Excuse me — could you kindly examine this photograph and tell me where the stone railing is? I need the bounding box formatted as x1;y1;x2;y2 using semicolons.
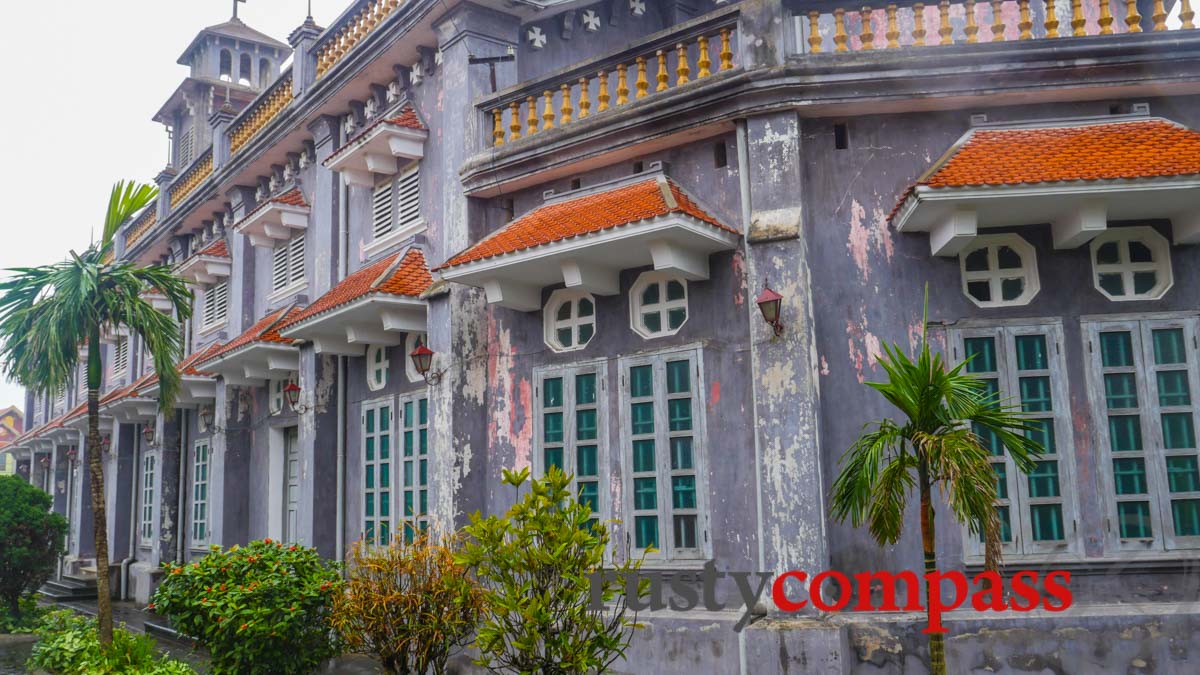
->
169;150;213;208
481;12;739;149
229;73;294;156
797;0;1193;53
315;0;407;79
124;209;158;250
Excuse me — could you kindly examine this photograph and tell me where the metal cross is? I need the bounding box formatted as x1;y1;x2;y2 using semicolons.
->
233;0;246;19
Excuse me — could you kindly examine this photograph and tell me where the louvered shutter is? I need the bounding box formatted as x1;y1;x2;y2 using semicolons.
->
288;234;306;286
372;181;393;239
273;243;290;291
179;128;194;167
207;282;228;326
114;338;129;376
396;166;420;230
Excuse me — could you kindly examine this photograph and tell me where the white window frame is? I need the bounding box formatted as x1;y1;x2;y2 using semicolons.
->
1090;226;1173;302
398;391;430;543
364;164;424;260
405;332;428;384
202;281;229;331
1083;314;1200;554
618;346;710;565
533;360;608;528
949;320;1080;561
367;345;389;392
270;233;307;298
140;452;156;547
191;439;210;547
362;397;395;546
958;234;1040;308
630;272;689;340
544;289;597;353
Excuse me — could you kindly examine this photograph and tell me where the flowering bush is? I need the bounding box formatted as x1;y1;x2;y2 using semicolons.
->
330;532;483;674
26;609;195;674
152;539;342;675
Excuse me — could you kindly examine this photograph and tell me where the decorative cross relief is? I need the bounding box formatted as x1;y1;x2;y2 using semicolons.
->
411;61;425;86
434;49;444;66
343;114;357;137
386;81;402;104
527;25;547;49
630;0;646;17
582;9;601;31
364;96;379;121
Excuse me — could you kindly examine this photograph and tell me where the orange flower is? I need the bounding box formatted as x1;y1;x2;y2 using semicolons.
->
172;567;183;575
147;603;155;610
289;545;297;551
264;538;272;544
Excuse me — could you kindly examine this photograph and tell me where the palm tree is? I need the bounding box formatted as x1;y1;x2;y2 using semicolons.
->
0;181;192;645
830;297;1042;675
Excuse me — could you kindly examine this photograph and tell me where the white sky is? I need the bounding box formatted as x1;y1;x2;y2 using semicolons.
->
0;0;349;414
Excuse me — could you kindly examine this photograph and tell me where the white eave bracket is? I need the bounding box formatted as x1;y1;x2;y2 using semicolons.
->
234;203;311;249
326;124;428;188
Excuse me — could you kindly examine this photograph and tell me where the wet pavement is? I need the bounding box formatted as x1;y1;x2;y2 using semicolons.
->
0;634;36;675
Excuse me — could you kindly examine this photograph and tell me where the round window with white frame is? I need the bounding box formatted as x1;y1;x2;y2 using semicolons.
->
544;289;596;353
958;234;1040;308
630;272;688;339
405;331;428;383
1090;226;1173;301
367;345;389;391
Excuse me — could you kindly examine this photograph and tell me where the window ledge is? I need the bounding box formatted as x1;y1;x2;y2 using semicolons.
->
363;220;425;261
267;281;308;304
198;322;227;338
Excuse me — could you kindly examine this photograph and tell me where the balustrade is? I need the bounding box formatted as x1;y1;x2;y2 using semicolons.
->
315;0;406;78
229;74;294;156
169;151;213;208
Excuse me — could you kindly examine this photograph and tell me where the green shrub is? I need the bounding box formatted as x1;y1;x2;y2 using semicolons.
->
0;474;67;625
0;593;49;633
457;467;645;674
152;539;342;675
26;609;195;674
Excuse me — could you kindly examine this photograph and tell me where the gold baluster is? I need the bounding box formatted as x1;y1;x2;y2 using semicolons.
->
1098;0;1114;34
509;101;521;141
636;56;650;98
698;35;713;75
1151;0;1167;30
1125;0;1142;32
676;43;691;84
861;7;876;49
719;27;734;69
617;64;630;104
578;77;591;118
808;11;823;53
598;70;611;111
886;5;901;47
1182;0;1195;28
991;0;1006;41
1019;0;1034;37
834;8;850;51
492;109;504;147
526;95;538;134
939;0;953;44
560;83;573;124
542;90;555;129
912;4;927;45
656;49;670;91
1072;0;1087;35
1046;0;1061;37
965;0;980;42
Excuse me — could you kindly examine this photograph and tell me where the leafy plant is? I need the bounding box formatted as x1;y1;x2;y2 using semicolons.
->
0;474;67;629
457;467;644;674
27;609;195;674
0;181;192;645
152;539;342;675
0;594;50;634
829;293;1042;675
331;532;483;674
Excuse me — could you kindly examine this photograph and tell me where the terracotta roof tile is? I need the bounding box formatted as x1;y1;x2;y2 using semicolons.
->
181;342;225;376
284;248;431;327
197;238;230;258
200;306;302;365
324;105;428;166
234;188;309;229
438;177;734;270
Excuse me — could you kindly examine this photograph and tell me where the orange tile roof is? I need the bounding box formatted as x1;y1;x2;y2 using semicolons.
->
439;177;734;270
922;119;1200;188
200;306;302;365
197;238;230;258
325;105;428;166
283;248;431;327
181;342;225;376
235;188;309;229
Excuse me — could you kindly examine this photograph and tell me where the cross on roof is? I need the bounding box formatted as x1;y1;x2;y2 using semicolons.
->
233;0;246;19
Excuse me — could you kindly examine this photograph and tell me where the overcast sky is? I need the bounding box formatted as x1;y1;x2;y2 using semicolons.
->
0;0;349;414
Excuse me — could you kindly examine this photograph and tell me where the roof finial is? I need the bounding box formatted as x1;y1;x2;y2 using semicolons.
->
233;0;246;20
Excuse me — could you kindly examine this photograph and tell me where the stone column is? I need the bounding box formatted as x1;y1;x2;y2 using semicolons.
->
209;382;251;547
154;412;184;566
105;426;137;566
289;17;322;98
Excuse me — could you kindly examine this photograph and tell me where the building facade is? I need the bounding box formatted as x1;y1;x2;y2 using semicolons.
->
5;0;1200;671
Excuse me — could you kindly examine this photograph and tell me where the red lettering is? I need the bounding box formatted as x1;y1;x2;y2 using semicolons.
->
970;571;1006;612
1042;570;1072;612
852;570;922;611
923;570;968;634
1009;571;1041;611
772;571;808;612
810;571;851;612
